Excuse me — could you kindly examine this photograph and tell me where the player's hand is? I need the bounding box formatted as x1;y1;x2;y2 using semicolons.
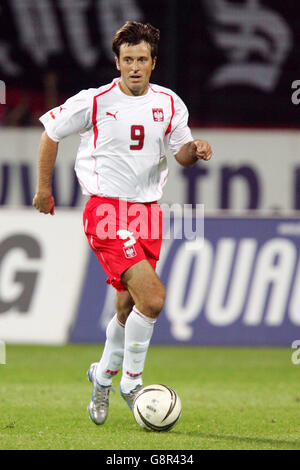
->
32;191;55;215
192;140;212;161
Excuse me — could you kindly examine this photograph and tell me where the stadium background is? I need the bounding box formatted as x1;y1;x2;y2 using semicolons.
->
0;0;299;348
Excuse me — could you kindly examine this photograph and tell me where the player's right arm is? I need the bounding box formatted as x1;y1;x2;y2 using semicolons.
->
32;131;58;215
32;89;93;215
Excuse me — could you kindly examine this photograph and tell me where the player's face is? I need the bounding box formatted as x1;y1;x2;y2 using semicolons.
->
115;41;156;96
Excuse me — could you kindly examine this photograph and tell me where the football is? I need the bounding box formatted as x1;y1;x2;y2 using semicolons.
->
133;384;182;432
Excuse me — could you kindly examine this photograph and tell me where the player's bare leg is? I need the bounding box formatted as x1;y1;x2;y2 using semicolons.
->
119;259;166;409
122;260;166;319
116;290;134;325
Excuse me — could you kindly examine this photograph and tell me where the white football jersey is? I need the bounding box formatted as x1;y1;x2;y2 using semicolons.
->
39;78;193;202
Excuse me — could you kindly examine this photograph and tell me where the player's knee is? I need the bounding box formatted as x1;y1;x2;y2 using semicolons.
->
141;284;166;318
149;297;165;318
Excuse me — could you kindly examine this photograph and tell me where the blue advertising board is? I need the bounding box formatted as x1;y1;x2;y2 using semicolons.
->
70;216;300;345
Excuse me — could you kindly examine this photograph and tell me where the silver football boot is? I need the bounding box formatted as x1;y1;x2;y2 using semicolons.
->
87;362;114;425
120;383;144;411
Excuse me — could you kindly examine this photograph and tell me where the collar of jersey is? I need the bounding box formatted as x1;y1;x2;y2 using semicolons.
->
113;78;151;99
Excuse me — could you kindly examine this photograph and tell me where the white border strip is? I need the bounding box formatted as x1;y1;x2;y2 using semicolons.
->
0;341;6;364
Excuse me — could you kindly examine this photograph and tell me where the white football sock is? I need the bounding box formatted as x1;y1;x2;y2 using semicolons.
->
120;307;156;394
96;314;125;386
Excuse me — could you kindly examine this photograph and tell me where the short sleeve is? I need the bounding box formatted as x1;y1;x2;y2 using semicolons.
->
39;89;92;142
168;95;193;155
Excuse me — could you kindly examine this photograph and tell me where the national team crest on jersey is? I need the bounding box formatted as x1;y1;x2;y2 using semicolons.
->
123;246;137;259
152;108;164;122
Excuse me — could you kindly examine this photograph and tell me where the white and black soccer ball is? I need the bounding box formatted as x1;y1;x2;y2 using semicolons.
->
133;384;182;432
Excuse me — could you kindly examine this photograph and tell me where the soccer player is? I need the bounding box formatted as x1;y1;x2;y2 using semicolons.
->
33;21;212;425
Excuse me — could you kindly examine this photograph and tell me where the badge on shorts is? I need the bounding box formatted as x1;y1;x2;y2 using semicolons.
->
152;108;164;122
123;246;137;259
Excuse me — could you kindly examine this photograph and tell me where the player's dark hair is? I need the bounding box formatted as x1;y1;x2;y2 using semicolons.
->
112;21;160;59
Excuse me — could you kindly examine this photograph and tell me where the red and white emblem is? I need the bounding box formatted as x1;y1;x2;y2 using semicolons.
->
152;108;164;122
50;106;66;120
123;246;137;259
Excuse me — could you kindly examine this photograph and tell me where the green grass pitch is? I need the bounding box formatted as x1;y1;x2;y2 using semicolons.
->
0;344;299;450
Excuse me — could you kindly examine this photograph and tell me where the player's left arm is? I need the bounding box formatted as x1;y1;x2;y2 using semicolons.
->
168;94;212;167
174;140;212;167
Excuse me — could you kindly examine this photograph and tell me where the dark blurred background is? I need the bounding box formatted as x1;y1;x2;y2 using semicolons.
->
1;0;299;128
